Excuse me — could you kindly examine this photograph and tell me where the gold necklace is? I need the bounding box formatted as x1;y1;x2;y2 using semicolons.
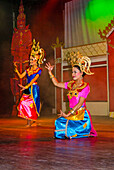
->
72;82;83;90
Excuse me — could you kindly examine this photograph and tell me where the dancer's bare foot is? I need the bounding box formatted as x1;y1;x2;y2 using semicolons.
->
26;120;31;127
25;124;31;127
31;122;38;127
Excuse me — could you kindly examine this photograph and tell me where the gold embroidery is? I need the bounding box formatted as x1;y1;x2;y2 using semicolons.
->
27;67;40;76
71;134;77;137
67;80;75;89
76;82;87;90
83;134;89;136
29;103;34;108
67;89;79;99
67;81;87;99
20;97;24;101
83;123;87;129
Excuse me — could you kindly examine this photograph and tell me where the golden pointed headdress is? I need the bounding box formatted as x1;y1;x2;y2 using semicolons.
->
64;51;94;75
30;39;46;65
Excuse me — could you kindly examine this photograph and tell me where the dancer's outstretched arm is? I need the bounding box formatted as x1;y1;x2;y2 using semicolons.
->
45;62;65;89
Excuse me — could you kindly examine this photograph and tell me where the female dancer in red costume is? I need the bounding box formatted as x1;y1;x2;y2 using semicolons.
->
14;39;45;127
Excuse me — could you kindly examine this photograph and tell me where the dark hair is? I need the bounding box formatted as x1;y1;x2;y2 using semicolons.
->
73;65;86;77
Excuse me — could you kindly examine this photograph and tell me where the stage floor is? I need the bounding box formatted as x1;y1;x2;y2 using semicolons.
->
0;116;114;170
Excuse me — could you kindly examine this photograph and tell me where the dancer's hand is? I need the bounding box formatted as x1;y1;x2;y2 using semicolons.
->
14;62;18;73
14;62;17;67
18;84;26;91
45;62;54;73
58;110;68;118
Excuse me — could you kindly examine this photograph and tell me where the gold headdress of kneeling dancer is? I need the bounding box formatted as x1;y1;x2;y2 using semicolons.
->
30;39;46;65
64;51;94;75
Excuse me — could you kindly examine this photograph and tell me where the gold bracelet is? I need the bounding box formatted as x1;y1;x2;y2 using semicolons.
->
50;74;54;79
70;109;75;115
25;85;29;89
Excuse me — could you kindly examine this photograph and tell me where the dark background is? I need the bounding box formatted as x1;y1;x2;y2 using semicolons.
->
0;0;70;116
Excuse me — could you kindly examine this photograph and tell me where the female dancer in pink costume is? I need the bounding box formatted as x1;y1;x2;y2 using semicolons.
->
45;52;97;139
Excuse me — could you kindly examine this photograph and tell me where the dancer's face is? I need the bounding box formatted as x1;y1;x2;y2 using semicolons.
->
30;55;37;66
72;67;83;80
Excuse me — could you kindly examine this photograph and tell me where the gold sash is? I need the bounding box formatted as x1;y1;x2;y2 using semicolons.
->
66;107;85;121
